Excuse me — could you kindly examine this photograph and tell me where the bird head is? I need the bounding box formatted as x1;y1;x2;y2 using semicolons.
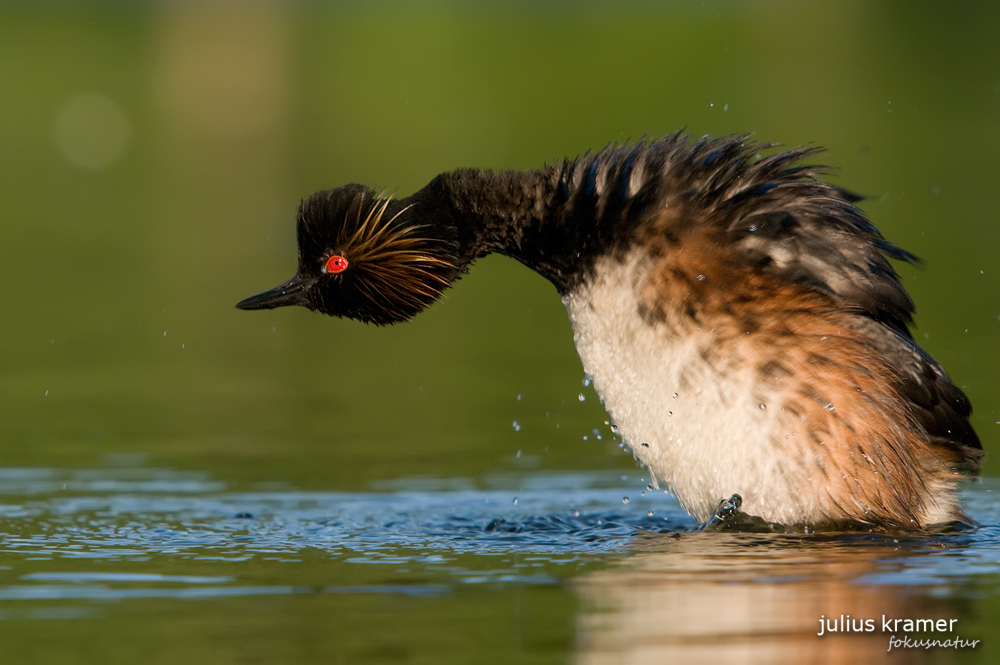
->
236;185;460;324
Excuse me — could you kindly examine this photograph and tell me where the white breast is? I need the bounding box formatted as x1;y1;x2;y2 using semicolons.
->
563;251;815;523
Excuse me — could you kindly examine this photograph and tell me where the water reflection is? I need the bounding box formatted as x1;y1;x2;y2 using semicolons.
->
574;530;983;664
0;466;994;663
0;466;685;567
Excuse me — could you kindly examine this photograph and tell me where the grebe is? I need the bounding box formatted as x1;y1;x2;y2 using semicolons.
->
237;133;982;527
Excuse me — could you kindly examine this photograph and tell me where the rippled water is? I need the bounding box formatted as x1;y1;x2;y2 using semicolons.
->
0;467;998;663
0;467;683;572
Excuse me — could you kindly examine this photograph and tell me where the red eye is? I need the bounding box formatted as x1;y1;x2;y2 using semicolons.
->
323;255;349;274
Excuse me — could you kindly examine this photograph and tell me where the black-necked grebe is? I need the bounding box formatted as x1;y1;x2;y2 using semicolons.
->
237;133;982;527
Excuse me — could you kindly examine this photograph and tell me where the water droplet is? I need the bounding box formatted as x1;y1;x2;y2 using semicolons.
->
162;331;167;337
516;394;522;401
696;274;706;281
582;375;593;387
667;411;673;417
578;393;586;402
610;424;619;434
44;390;49;397
582;435;588;441
749;225;757;232
647;510;654;517
723;103;729;112
672;393;678;399
512;421;521;432
621;496;629;504
181;343;185;349
759;403;767;412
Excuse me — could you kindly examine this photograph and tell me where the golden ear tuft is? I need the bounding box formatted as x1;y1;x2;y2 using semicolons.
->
339;193;455;316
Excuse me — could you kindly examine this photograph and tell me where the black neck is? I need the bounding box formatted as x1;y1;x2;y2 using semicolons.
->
383;135;923;338
404;159;648;294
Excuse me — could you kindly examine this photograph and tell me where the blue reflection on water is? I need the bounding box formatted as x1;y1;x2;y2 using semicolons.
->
0;467;689;561
0;467;997;606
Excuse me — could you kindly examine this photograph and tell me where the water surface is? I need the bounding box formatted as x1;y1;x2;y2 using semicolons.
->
0;466;998;663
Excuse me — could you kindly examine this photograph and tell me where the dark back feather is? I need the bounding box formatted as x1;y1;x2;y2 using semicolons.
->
537;134;980;473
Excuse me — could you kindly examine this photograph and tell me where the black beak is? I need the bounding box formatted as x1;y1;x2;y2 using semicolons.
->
235;276;310;310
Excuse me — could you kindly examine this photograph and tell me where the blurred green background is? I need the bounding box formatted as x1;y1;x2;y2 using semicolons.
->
1;2;999;661
2;0;996;484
